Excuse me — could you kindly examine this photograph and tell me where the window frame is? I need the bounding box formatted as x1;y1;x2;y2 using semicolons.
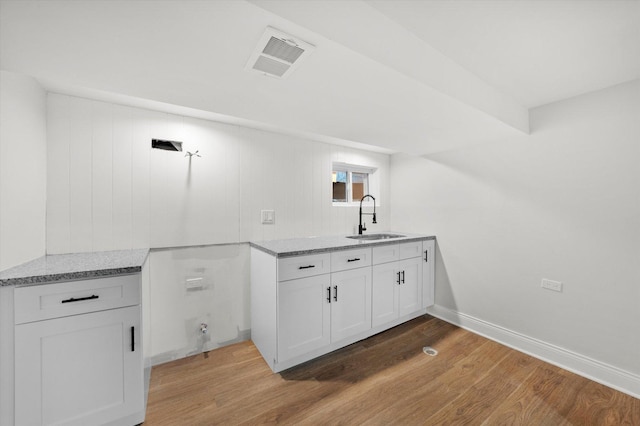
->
332;162;376;206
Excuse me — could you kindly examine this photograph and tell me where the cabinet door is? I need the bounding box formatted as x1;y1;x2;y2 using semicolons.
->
398;257;422;316
372;262;399;327
331;267;372;342
278;274;331;362
422;240;435;308
15;306;142;426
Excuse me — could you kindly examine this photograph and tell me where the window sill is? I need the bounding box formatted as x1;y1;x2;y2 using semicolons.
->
332;202;381;207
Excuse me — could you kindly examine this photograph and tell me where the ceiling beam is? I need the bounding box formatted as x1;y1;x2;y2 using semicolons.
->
250;0;530;134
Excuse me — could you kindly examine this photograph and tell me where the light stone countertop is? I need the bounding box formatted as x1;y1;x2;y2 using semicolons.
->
250;233;435;257
0;249;149;286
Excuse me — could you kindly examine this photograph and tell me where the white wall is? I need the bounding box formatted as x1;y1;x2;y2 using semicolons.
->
45;93;390;363
0;71;47;270
46;93;390;253
390;81;640;386
146;244;250;365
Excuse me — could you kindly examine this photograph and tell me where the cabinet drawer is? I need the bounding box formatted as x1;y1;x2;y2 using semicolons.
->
399;241;423;260
372;244;399;265
331;248;371;272
278;253;331;282
14;274;141;324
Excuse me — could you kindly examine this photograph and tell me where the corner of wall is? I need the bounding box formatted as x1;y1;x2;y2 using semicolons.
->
0;71;47;270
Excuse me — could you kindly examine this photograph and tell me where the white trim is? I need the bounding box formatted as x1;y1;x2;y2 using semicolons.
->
427;304;640;399
332;162;377;174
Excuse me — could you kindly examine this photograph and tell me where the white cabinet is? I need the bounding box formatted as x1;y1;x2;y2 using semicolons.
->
251;237;435;373
330;247;371;272
372;242;422;327
330;267;372;342
422;239;435;308
277;252;330;282
13;276;144;426
398;257;422;316
277;261;371;363
371;261;398;327
278;274;331;362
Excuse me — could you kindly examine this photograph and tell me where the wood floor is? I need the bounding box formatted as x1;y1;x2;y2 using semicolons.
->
144;316;639;425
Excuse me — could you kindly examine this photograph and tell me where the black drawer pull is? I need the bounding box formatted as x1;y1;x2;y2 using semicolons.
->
298;265;315;270
347;258;361;262
397;272;401;285
131;326;135;352
401;270;405;284
327;287;331;303
334;285;338;302
61;294;99;304
424;250;428;262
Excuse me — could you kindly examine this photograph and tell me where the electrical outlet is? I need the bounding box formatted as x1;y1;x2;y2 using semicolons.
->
541;278;562;292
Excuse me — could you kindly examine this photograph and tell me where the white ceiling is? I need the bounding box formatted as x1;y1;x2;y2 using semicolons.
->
366;0;640;108
1;0;638;155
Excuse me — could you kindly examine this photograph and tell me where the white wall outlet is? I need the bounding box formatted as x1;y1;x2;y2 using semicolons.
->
185;277;204;290
541;278;562;292
261;210;275;224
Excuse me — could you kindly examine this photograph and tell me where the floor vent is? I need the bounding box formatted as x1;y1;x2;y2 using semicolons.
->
423;346;438;356
245;27;315;79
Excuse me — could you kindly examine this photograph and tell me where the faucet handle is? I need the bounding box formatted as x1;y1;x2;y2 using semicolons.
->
362;222;367;231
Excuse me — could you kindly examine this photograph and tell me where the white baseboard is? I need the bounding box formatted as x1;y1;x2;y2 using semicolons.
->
427;304;640;399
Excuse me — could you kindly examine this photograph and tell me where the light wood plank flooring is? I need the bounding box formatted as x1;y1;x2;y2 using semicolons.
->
145;315;639;425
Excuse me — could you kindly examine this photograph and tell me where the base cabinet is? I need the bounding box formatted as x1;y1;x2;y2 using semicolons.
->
372;250;422;327
13;276;144;426
278;274;331;362
277;267;371;362
251;237;435;373
422;239;435;308
330;267;372;342
15;306;143;426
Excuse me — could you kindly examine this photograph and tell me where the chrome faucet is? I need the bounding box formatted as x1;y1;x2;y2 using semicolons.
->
358;194;377;234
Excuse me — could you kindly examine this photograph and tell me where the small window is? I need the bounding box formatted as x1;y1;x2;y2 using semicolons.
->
332;171;348;202
332;163;373;203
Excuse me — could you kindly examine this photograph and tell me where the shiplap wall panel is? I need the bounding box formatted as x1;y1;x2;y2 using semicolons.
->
46;94;390;253
112;105;133;249
91;101;114;251
220;123;241;244
67;98;93;252
130;108;151;249
277;136;295;240
148;111;172;248
46;95;71;254
237;128;253;243
249;129;271;241
311;142;324;237
294;139;313;238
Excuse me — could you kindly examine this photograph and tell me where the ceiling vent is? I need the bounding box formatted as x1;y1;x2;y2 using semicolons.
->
245;27;315;79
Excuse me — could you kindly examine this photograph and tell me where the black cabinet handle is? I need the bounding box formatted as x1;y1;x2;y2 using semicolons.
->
347;258;361;263
131;326;135;352
334;285;338;302
327;287;331;303
424;250;428;262
396;272;401;285
61;294;99;304
401;271;405;284
299;265;315;270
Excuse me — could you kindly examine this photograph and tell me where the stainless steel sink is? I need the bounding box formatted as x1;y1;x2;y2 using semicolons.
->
346;233;405;241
